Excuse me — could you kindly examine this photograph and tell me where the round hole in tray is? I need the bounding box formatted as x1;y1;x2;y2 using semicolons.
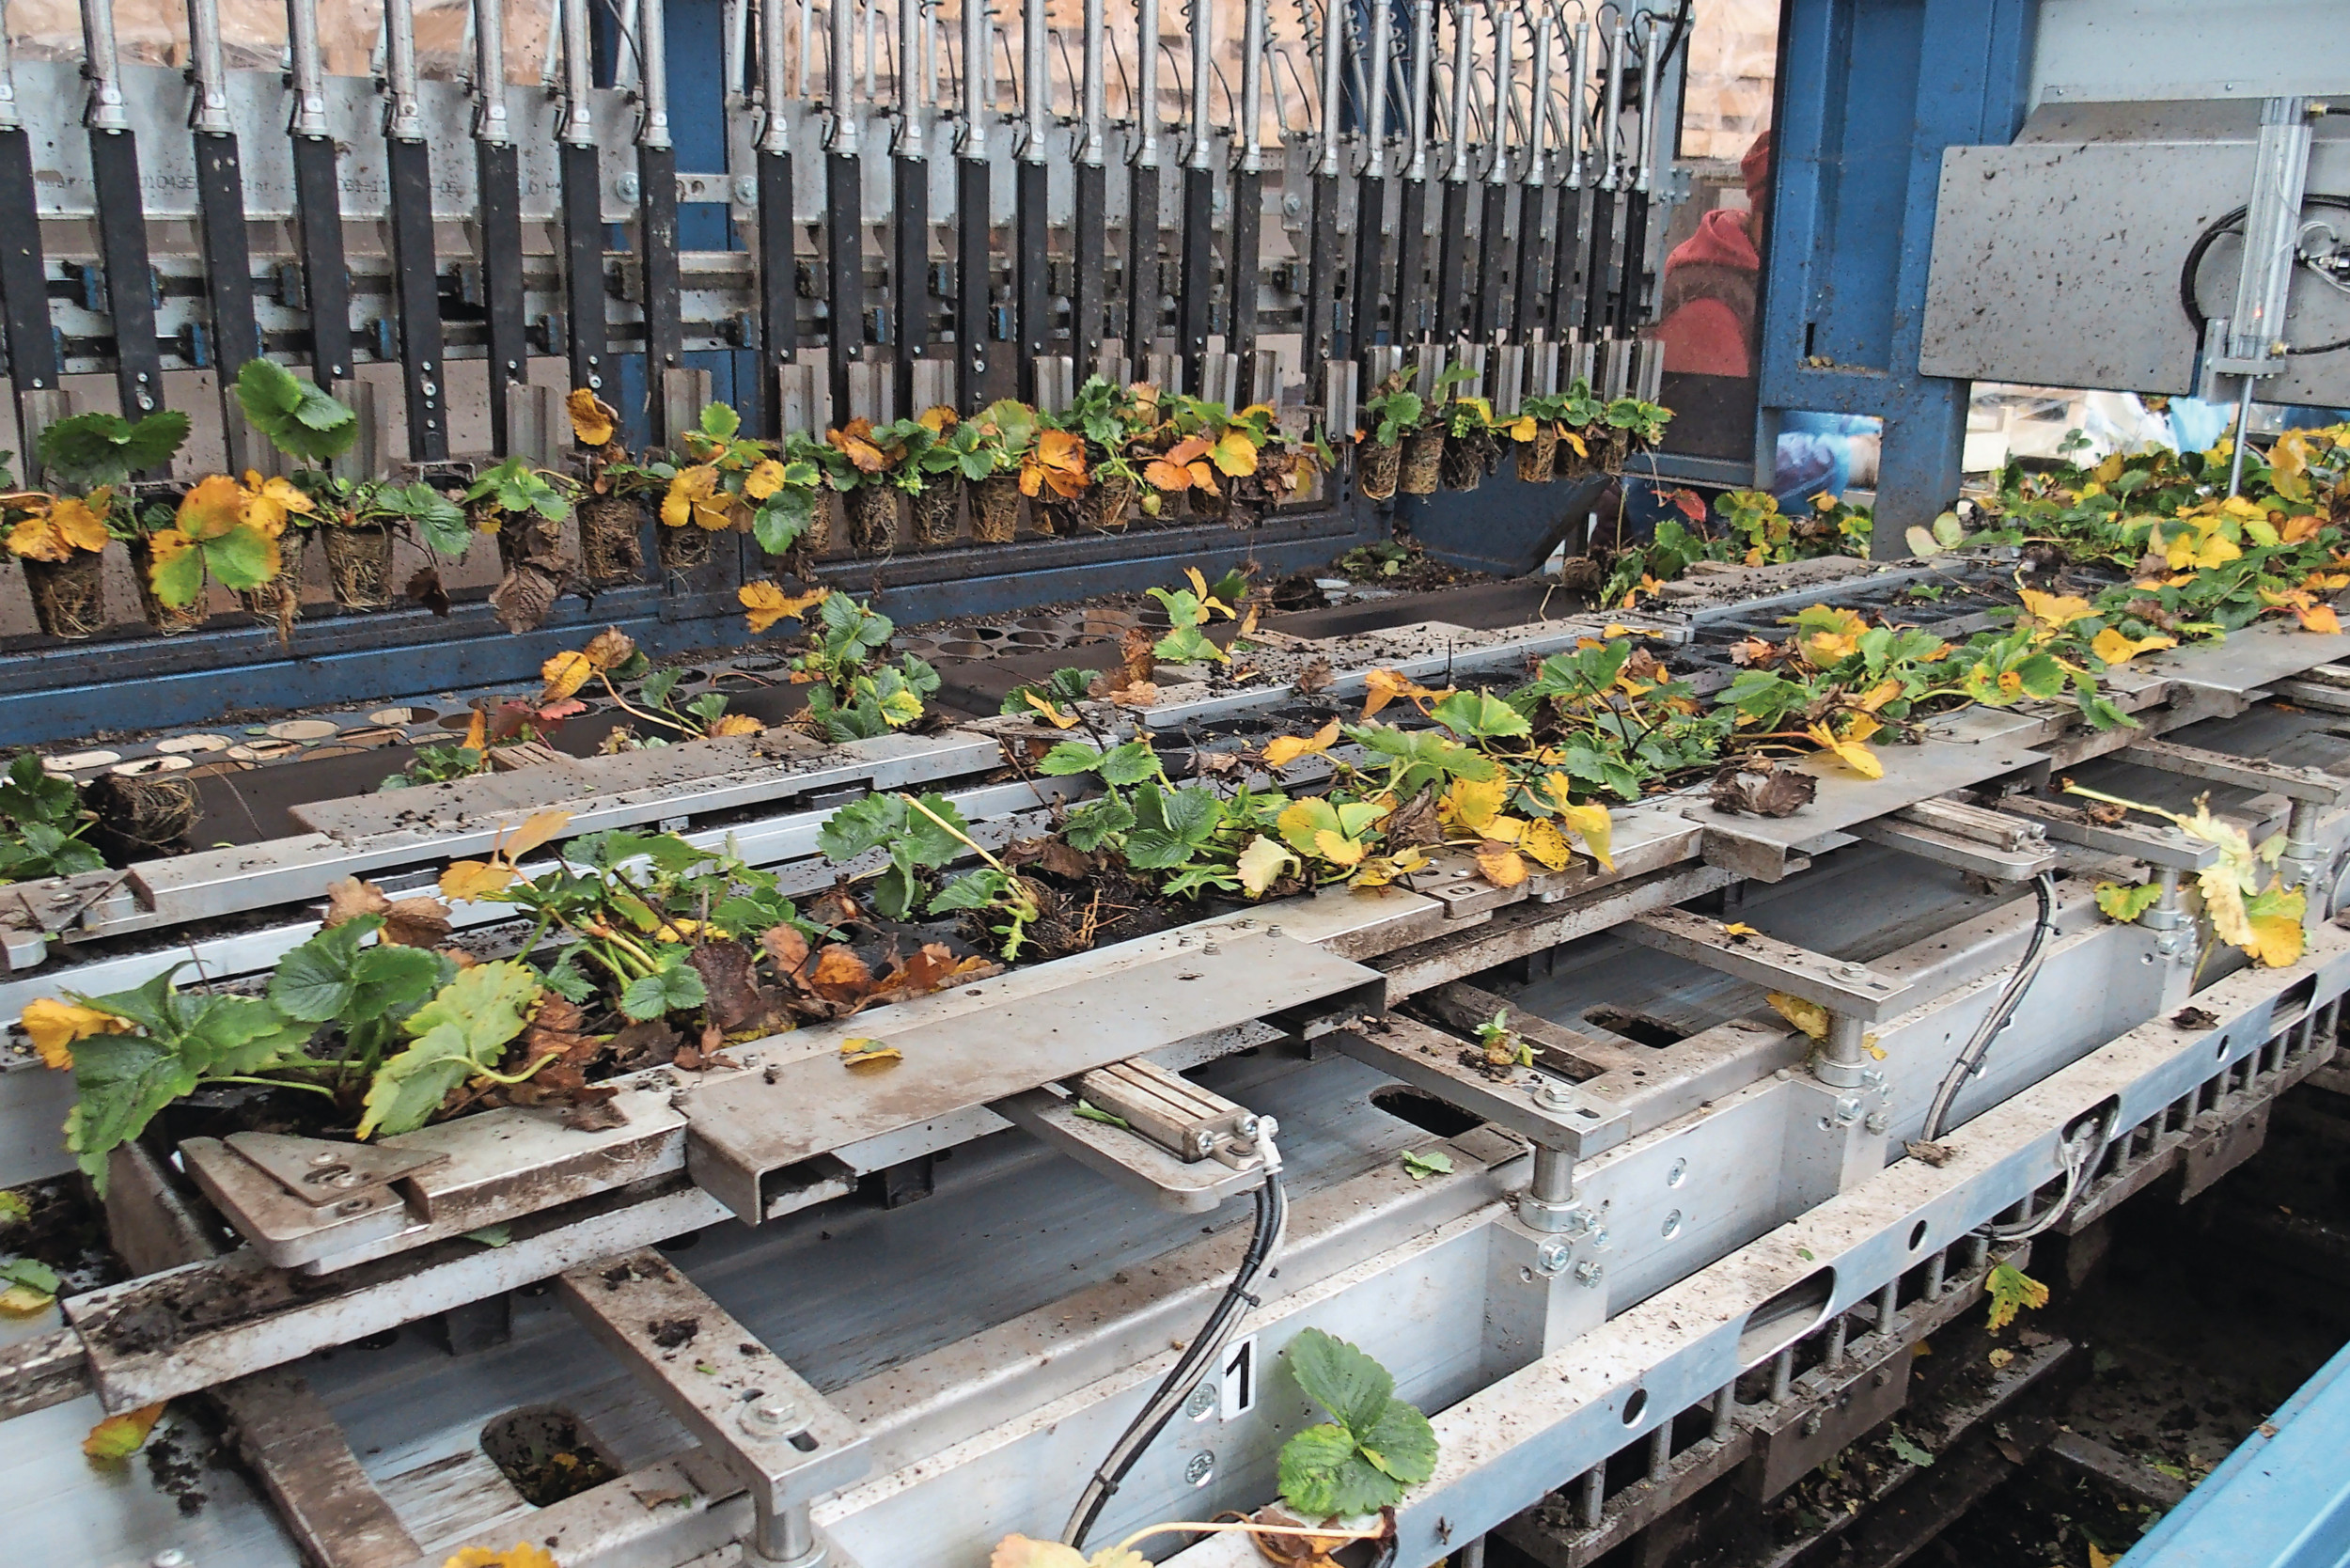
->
1008;630;1056;646
368;706;436;726
154;733;230;754
939;641;992;658
110;755;192;776
266;718;340;743
42;749;119;772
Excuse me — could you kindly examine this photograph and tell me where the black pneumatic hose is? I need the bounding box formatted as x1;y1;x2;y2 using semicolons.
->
1063;1169;1290;1550
1923;872;2058;1144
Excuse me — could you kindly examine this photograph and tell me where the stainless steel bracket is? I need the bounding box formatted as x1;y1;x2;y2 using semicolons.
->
557;1248;870;1567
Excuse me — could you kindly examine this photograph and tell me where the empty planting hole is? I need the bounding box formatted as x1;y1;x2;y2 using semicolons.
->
1369;1085;1486;1138
1908;1220;1928;1251
1622;1388;1650;1425
1583;1008;1688;1049
481;1407;620;1507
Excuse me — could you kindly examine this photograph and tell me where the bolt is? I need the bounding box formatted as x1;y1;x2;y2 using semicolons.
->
1234;1114;1261;1138
1864;1111;1889;1134
1185;1382;1218;1419
616;172;641;202
307;1151;339;1167
1872;1369;1890;1388
152;1553;192;1568
1266;924;1283;937
1574;1260;1605;1286
732;174;759;204
1192;1129;1216;1155
1237;917;1254;928
739;1398;801;1437
1202;941;1219;955
1535;1239;1572;1275
329;1172;363;1189
1834;1095;1863;1123
1532;1079;1574;1110
333;1196;371;1215
1585;1224;1609;1249
1800;1413;1823;1437
1184;1450;1216;1486
1835;963;1866;980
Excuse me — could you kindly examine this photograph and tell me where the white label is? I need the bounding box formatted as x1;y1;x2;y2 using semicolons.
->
1218;1334;1258;1419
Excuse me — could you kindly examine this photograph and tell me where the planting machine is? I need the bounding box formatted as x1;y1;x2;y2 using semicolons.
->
0;0;2346;1565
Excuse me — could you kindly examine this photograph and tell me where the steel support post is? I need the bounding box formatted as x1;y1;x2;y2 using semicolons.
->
80;0;164;421
473;0;526;453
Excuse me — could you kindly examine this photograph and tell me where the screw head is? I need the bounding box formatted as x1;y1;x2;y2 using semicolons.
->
1184;1450;1216;1486
1835;962;1866;980
1202;941;1220;955
1185;1382;1218;1419
1835;1095;1863;1122
307;1151;339;1167
1266;924;1283;937
1800;1413;1823;1437
1535;1239;1572;1275
739;1398;801;1436
1532;1079;1574;1110
151;1553;191;1568
1864;1111;1889;1135
1574;1260;1605;1285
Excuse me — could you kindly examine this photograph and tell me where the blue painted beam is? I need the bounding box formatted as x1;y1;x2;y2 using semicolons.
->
1757;0;2038;555
2120;1335;2350;1568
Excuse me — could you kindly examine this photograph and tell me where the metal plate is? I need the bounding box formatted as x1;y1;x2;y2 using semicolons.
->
683;931;1386;1221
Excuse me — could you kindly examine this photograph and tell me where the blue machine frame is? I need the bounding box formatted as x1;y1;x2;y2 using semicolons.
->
1757;0;2037;557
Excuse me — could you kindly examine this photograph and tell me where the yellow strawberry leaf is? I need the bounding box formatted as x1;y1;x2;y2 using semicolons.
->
2090;627;2176;664
743;459;788;501
739;580;828;634
839;1038;901;1065
1552;800;1615;870
0;1282;54;1315
446;1544;563;1568
1360;667;1448;718
2298;604;2342;635
1350;847;1431;888
1722;922;1759;936
1236;834;1299;894
1024;691;1081;729
1768;991;1829;1041
1313;830;1369;869
566;387;618;447
1475;841;1528;887
540;650;594;700
2241;880;2307;967
1520;817;1574;870
1440;773;1510;833
1806;723;1883;779
1261;718;1340;769
20;997;131;1069
439;861;521;902
83;1403;166;1462
2017;588;2095;628
709;713;765;737
2093;881;2163;922
499;810;573;860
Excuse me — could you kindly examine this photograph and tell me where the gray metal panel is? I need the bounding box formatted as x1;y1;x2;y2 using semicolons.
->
1919;110;2350;401
2028;1;2350;110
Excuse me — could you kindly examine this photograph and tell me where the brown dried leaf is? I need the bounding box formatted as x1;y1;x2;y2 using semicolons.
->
323;876;393;929
689;940;776;1033
808;944;876;1002
761;923;811;979
1004;836;1091;881
1120;625;1157;685
382;897;453;949
1292;658;1335;695
1709;756;1818;818
608;1018;682;1071
874;942;999;1000
491;559;570;635
1384;787;1444;849
406;565;452;617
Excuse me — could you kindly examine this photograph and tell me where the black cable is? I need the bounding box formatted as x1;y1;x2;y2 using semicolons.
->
1923;872;2057;1144
1063;1170;1289;1550
2179;194;2350;355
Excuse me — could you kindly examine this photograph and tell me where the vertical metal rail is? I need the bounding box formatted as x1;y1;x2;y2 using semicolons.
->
1579;16;1622;348
1071;0;1106;379
1513;7;1550;343
1176;0;1214;393
1545;14;1585;348
1299;0;1341;387
80;0;165;419
558;0;609;404
1432;0;1473;351
1611;13;1656;334
1127;0;1164;375
893;0;931;414
186;0;258;399
0;3;57;421
1471;1;1512;344
474;0;527;452
383;0;447;458
1229;0;1267;378
755;0;797;431
1391;0;1432;348
637;0;687;439
956;0;993;407
1347;0;1390;362
1015;0;1050;398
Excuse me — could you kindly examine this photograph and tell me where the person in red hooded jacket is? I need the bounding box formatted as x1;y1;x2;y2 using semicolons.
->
1650;129;1879;504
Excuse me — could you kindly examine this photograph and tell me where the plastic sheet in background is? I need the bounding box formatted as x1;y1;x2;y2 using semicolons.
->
7;0;556;82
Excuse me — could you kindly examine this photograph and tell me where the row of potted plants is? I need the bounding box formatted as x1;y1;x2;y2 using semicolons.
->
0;372;1335;642
1355;366;1673;501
